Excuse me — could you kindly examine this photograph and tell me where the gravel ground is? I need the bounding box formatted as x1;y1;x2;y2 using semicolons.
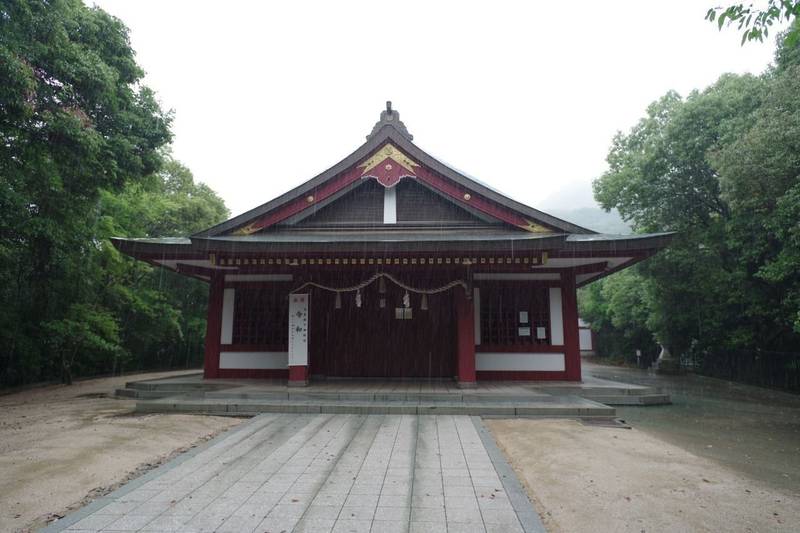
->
487;418;800;533
0;372;242;532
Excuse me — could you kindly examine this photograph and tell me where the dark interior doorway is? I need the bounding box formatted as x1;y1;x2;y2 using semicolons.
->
309;281;456;378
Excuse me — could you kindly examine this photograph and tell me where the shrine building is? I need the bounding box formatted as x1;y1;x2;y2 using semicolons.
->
113;103;672;387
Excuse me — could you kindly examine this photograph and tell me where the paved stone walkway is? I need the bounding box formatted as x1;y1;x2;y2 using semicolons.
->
46;414;542;533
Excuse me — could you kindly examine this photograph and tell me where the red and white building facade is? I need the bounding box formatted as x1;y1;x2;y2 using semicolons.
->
114;104;671;386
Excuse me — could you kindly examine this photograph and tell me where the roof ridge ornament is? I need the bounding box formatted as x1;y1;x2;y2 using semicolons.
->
367;100;413;141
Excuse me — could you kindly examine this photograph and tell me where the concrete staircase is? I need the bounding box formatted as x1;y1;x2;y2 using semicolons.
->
115;379;619;418
114;373;670;417
132;397;617;417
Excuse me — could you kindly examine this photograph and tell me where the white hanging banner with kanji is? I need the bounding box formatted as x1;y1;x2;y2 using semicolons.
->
288;293;309;366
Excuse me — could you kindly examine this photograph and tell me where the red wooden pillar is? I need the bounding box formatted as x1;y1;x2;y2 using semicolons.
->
203;274;225;379
288;365;309;385
455;287;476;387
561;270;582;381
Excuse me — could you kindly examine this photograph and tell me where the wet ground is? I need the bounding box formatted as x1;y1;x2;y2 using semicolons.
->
584;360;800;493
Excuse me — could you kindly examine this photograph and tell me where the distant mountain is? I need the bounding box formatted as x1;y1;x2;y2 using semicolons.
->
548;207;632;234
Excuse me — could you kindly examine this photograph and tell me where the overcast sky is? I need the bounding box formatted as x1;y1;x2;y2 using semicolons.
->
90;0;780;217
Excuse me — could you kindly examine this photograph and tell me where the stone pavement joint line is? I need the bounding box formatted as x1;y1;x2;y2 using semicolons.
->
44;414;542;533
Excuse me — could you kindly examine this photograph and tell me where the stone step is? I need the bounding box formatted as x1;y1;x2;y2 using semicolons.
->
208;392;561;403
135;398;616;418
118;388;576;403
117;385;670;406
122;380;660;395
583;394;671;406
125;381;211;392
543;386;661;396
116;388;196;399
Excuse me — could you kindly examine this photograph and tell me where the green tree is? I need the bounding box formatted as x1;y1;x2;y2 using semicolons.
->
591;30;800;368
774;18;800;68
712;60;800;339
94;156;229;374
579;269;659;365
43;303;122;385
0;0;171;385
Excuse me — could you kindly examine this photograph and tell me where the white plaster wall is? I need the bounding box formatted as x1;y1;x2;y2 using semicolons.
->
549;287;564;345
220;288;235;344
579;329;593;351
219;352;288;369
476;352;565;372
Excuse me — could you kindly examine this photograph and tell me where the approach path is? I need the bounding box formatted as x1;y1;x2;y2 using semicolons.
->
44;414;543;533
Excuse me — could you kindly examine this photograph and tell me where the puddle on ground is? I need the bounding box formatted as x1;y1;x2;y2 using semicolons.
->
75;392;108;399
585;362;800;493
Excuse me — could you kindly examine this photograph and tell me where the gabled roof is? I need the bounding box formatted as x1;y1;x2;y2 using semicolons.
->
193;103;595;238
111;104;675;288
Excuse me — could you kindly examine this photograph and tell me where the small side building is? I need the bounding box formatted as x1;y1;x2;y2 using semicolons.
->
578;318;597;356
113;104;671;386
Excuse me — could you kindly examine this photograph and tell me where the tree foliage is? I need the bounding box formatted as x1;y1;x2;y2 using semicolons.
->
586;27;800;367
0;1;228;387
706;1;800;44
94;156;228;379
579;269;659;365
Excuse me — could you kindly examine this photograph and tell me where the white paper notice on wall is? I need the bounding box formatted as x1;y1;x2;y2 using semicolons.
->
519;311;529;324
536;327;547;340
518;327;531;337
288;293;309;366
